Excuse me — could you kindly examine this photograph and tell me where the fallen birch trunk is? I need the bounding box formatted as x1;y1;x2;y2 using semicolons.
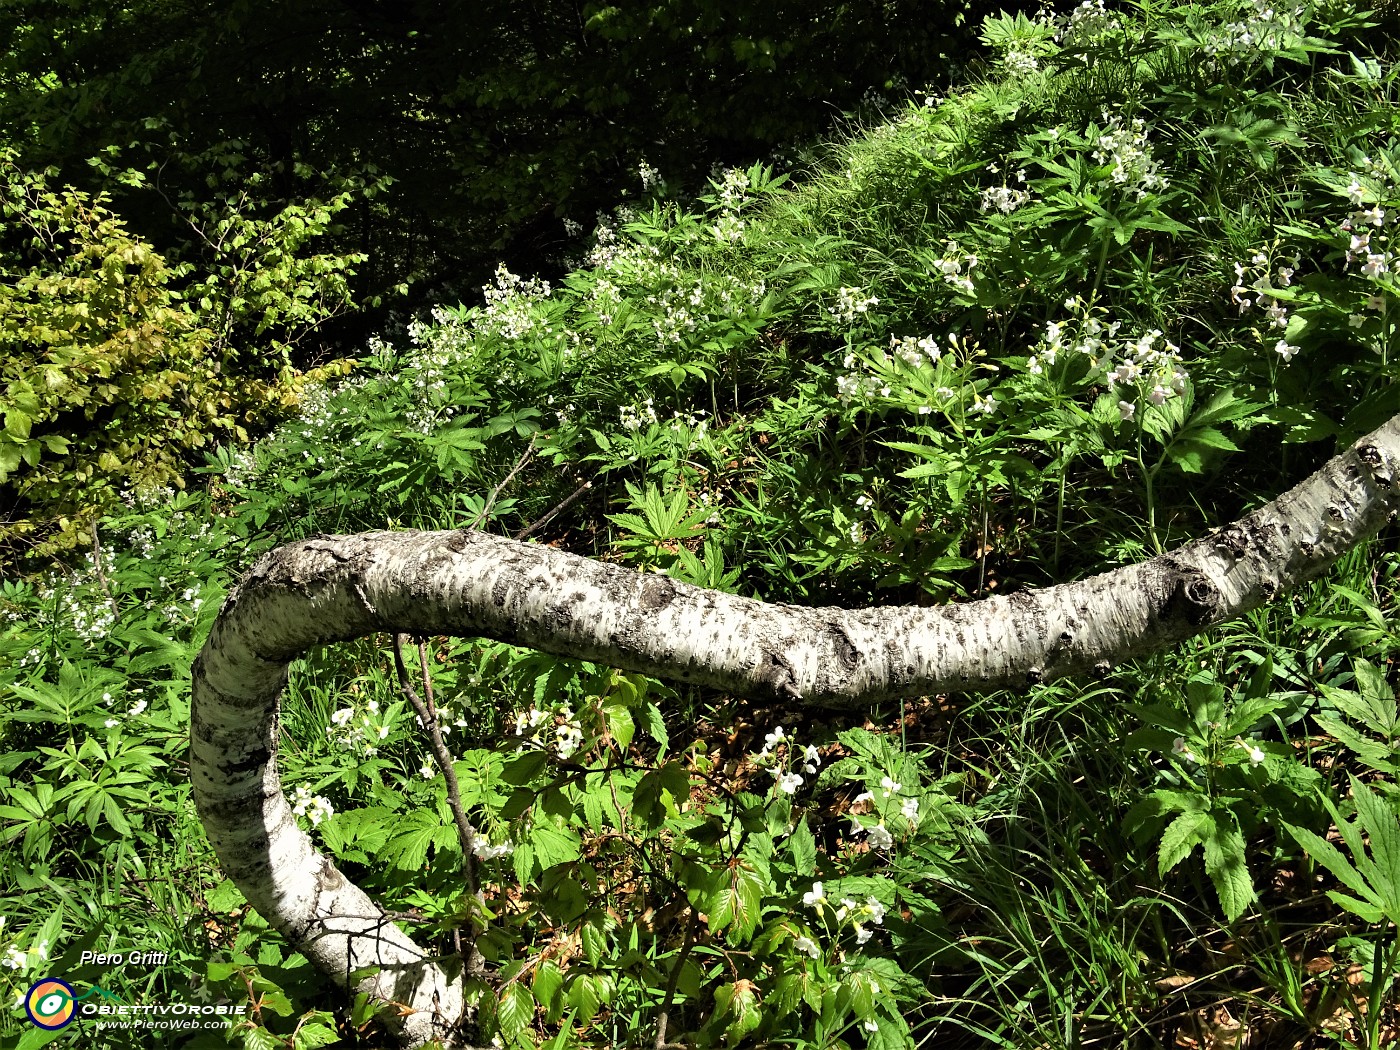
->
190;414;1400;1047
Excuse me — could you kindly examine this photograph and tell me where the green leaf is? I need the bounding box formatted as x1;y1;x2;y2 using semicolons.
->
513;841;536;887
291;1018;340;1049
497;982;534;1041
1351;777;1400;907
789;816;817;877
713;980;762;1045
4;409;32;440
502;751;549;785
1202;814;1254;920
707;857;769;942
1157;809;1208;876
641;702;669;752
532;960;565;1015
1285;820;1377;906
581;920;606;968
603;700;635;752
383;810;446;871
530;823;582;870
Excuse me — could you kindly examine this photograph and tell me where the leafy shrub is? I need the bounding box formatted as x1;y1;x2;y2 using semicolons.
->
0;151;358;560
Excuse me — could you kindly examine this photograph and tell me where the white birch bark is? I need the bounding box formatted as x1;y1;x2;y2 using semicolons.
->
191;414;1400;1047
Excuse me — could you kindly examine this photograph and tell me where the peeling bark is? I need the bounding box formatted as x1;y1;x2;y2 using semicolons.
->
191;414;1400;1047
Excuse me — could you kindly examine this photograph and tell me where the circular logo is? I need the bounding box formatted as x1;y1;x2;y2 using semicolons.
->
25;979;77;1030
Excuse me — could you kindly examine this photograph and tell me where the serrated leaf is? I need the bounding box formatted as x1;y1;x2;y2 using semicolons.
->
581;920;606;967
1158;809;1208;876
291;1019;340;1049
568;974;602;1025
530;823;581;870
603;700;635;752
1350;777;1400;906
707;859;770;942
244;1027;282;1050
1285;820;1376;904
383;810;445;871
532;960;565;1014
713;981;762;1045
641;702;669;752
502;751;548;786
513;842;536;886
1202;815;1254;920
788;817;817;876
497;983;534;1041
1314;713;1399;773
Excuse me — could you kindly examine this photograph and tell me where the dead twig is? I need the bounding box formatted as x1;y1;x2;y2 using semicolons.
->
513;478;593;541
465;436;537;531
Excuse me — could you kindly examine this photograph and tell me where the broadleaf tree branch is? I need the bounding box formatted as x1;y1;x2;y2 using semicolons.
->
190;414;1400;1047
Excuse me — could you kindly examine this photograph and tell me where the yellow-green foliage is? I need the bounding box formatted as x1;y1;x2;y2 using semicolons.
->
0;152;345;555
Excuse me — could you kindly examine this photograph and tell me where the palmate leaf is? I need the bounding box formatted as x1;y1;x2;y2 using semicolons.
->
1154;388;1258;473
1284;776;1400;926
382;809;448;870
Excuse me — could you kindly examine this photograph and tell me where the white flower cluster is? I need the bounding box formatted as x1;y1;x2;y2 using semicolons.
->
477;264;553;341
101;689;148;728
620;398;660;432
1036;302;1188;405
160;584;206;626
1090;113;1168;200
930;243;979;296
415;702;470;738
1340;161;1395;295
1230;251;1296;322
0;920;46;972
828;286;880;326
753;725;822;796
466;827;512;861
1052;0;1119;47
1229;251;1307;364
710;168;750;243
801;883;889;946
587;276;622;325
1003;49;1040;77
638;160;661;191
119;483;177;513
645;284;700;344
890;333;942;368
327;699;394;757
220;448;259;488
1200;0;1308;60
291;783;334;827
56;584;117;642
513;704;585;760
980;181;1031;215
835;333;961;410
586;206;648;269
846;773;919;854
1105;329;1187;407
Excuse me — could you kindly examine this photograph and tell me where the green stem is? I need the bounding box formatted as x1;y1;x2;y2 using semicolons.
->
1054;463;1068;574
1091;234;1112;301
1366;929;1400;1048
1137;424;1162;555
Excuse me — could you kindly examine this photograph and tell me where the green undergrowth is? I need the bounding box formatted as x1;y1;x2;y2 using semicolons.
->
3;0;1400;1047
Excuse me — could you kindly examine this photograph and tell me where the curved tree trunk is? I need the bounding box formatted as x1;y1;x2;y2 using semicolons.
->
190;415;1400;1047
